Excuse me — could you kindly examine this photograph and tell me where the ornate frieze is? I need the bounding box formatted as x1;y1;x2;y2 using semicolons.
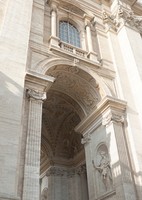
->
26;88;47;101
46;165;86;177
76;165;86;175
46;167;65;176
81;133;91;145
102;112;125;126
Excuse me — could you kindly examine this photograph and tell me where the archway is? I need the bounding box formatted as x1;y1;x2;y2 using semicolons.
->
40;64;104;199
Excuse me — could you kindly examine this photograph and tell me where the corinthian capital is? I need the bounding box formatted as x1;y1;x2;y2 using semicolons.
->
81;133;91;145
102;112;125;126
26;88;47;101
117;4;142;33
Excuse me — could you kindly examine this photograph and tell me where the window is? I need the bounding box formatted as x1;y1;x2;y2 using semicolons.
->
59;21;81;48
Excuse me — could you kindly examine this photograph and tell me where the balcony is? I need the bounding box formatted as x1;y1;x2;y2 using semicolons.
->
59;41;88;59
49;36;98;62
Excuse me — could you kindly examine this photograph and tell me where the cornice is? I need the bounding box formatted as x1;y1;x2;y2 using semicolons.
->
75;96;127;135
49;45;116;79
25;71;55;91
103;2;142;33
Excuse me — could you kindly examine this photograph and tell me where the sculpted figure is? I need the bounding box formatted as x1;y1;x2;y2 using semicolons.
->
92;151;112;191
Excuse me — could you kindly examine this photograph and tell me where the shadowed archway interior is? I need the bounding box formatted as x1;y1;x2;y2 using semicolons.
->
40;65;102;173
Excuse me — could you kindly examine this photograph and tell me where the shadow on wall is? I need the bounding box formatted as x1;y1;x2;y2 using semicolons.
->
0;71;24;197
106;131;141;200
0;71;23;119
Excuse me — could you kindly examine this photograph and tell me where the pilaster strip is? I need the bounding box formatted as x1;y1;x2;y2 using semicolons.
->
22;89;46;200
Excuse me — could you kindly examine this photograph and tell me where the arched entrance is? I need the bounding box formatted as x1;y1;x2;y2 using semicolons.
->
40;64;103;200
23;61;135;200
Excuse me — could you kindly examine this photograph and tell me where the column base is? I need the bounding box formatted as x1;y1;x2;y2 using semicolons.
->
87;51;98;62
49;36;60;47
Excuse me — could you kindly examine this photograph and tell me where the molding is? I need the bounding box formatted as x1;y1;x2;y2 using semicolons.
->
48;45;116;79
96;190;116;200
25;70;55;92
49;44;100;66
75;96;127;134
29;41;116;80
0;194;20;200
46;164;86;177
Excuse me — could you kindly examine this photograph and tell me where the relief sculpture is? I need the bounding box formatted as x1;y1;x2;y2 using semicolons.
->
92;149;113;194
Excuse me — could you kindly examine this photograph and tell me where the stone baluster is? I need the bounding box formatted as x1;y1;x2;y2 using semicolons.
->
22;89;46;200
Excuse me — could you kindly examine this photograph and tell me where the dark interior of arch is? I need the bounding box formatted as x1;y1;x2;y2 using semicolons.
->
40;64;101;173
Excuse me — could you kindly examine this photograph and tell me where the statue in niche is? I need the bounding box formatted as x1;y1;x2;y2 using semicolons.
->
92;151;113;192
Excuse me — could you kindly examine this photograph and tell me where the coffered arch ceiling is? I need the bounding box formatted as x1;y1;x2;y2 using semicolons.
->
47;65;101;115
41;65;102;172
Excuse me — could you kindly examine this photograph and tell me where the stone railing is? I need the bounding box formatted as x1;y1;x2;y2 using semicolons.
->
59;41;88;58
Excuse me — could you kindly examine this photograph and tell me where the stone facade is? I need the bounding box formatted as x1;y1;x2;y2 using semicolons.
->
0;0;142;199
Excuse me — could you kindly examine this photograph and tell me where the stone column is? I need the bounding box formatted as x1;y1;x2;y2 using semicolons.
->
22;89;46;200
46;166;65;200
84;15;98;62
76;165;88;200
49;4;59;47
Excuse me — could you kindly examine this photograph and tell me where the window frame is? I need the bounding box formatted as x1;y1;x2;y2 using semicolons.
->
59;21;81;48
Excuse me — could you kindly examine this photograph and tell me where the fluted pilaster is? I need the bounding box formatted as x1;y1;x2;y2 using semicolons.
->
22;89;46;200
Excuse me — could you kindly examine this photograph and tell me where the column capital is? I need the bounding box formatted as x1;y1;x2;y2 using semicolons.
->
103;4;142;33
119;6;142;33
26;88;47;102
75;96;127;135
102;111;125;126
84;14;94;27
50;3;57;12
81;133;91;145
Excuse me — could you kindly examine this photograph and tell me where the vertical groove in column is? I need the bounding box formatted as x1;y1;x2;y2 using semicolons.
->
23;98;43;200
